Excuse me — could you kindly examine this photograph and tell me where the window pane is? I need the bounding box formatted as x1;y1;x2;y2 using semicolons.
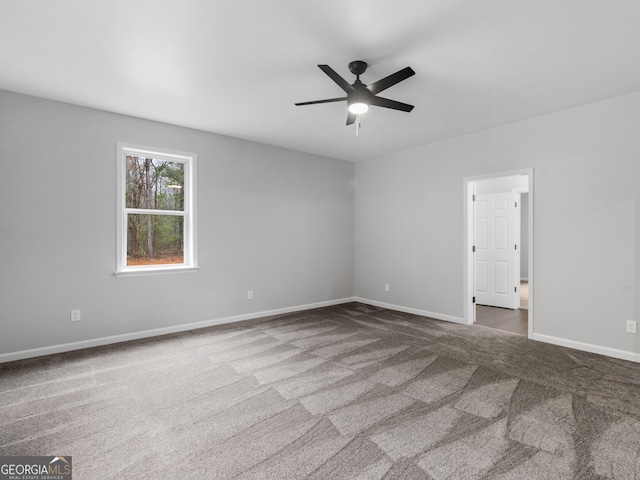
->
125;156;185;210
127;214;184;266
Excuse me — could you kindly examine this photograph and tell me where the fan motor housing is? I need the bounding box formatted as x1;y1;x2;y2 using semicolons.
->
348;60;368;76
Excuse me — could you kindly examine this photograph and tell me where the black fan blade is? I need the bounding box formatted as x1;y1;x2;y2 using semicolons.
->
295;97;347;106
346;111;356;125
318;65;356;94
370;96;414;112
366;67;415;95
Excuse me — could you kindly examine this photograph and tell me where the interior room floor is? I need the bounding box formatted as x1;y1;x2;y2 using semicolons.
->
2;302;639;479
475;306;528;336
475;281;529;335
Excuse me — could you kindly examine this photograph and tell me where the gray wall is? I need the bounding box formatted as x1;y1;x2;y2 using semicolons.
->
355;90;640;356
0;90;354;355
3;87;640;360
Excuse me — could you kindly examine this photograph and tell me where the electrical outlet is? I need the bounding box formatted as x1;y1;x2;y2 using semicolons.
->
247;290;254;300
70;309;81;322
626;320;637;334
384;284;390;292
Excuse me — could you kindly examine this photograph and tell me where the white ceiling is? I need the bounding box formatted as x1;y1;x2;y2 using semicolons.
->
1;1;639;161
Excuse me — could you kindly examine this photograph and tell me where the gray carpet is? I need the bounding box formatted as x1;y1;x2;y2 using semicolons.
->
2;302;640;479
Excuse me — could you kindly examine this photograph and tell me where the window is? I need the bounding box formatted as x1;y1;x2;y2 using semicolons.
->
116;143;197;276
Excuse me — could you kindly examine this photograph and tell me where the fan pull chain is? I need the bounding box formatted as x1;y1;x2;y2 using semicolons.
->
356;115;361;136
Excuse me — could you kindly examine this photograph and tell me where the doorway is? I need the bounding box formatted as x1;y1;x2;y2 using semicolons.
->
463;170;533;337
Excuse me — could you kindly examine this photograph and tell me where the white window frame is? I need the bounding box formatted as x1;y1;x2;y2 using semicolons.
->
115;142;198;277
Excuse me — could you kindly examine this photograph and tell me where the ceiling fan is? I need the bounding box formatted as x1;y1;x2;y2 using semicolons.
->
295;60;415;125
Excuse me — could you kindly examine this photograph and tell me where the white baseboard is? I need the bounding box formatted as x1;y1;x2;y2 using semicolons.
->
7;297;636;366
355;298;640;364
0;297;356;363
533;333;640;364
354;297;465;324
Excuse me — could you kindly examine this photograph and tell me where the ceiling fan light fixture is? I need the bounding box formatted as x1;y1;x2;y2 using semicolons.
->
295;61;415;126
348;102;369;114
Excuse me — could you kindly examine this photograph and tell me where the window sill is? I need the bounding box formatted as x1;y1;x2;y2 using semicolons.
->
114;265;200;278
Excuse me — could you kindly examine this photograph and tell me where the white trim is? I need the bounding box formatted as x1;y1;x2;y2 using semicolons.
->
352;297;639;364
526;172;534;338
463;180;475;326
113;266;200;278
354;297;465;324
0;297;356;363
6;297;637;365
463;169;534;337
533;333;640;364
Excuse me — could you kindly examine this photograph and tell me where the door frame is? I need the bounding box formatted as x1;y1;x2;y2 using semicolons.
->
463;168;534;338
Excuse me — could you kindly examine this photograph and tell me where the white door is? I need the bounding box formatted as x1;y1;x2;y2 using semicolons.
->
475;192;520;309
